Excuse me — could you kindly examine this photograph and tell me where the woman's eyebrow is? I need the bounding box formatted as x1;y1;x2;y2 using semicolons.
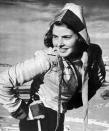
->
52;34;73;38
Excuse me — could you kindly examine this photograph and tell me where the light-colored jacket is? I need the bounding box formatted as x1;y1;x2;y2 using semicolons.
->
0;47;79;116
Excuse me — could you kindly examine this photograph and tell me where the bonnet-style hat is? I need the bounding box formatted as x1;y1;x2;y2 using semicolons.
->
50;3;90;45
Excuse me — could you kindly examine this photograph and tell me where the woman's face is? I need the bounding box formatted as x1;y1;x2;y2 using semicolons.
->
52;24;78;57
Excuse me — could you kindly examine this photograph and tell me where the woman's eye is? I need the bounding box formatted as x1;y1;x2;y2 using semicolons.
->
53;35;57;39
63;35;72;39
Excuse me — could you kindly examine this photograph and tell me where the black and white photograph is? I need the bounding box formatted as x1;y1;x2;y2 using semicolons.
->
0;0;109;131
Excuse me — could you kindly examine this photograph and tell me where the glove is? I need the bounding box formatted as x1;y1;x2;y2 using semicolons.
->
11;100;28;120
28;100;45;120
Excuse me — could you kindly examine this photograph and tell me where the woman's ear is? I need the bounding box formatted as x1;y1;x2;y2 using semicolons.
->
75;33;79;41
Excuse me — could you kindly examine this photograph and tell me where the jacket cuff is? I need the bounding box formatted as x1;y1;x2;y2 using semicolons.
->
10;100;28;120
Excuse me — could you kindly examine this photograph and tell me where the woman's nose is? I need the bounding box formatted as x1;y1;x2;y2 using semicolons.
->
58;38;64;47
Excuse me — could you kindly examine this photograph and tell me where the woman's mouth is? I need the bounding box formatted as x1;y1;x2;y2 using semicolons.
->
59;48;68;53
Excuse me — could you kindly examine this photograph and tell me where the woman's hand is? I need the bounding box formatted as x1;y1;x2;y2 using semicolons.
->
27;100;45;120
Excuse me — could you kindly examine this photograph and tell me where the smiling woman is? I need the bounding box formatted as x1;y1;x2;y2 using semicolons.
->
52;23;78;57
44;20;88;60
0;2;105;131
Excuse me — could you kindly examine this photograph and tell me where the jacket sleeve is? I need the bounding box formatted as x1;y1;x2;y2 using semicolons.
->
0;50;50;119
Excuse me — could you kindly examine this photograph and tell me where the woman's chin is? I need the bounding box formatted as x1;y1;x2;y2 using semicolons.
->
59;52;70;58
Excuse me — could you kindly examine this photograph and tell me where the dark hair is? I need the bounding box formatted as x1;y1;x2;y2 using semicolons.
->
44;23;54;48
44;21;88;52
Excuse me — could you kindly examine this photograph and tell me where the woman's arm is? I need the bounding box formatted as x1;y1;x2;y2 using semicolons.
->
0;50;50;119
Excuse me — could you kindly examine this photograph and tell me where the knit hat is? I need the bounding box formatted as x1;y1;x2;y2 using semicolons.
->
50;3;90;45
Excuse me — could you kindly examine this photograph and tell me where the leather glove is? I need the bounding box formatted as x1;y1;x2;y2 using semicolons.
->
28;100;45;120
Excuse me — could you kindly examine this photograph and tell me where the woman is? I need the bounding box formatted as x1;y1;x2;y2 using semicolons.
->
0;3;105;131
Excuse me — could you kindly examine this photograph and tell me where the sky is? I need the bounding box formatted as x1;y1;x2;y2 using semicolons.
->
33;0;109;7
1;0;108;7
